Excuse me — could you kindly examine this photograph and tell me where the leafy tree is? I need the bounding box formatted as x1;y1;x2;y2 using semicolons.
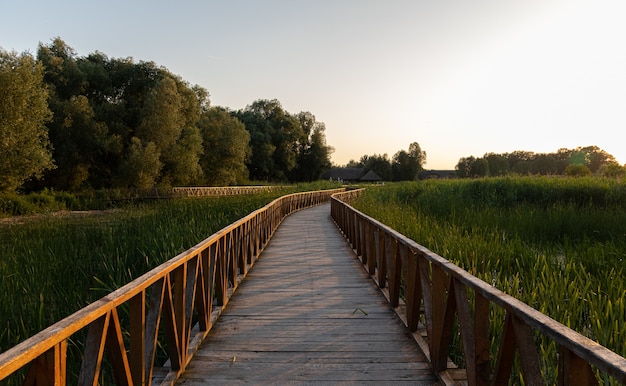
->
361;154;392;181
484;153;510;176
162;126;204;186
36;39;118;190
471;158;489;177
392;142;426;181
290;112;333;181
0;48;54;192
564;164;591;177
136;75;204;186
456;156;489;178
234;99;304;181
579;145;618;173
37;37;85;100
530;154;557;175
116;137;162;188
598;163;625;178
198;107;250;185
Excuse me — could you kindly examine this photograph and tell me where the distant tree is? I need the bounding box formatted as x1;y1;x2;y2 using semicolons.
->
511;160;530;175
392;142;426;181
198;107;250;186
0;48;54;192
530;154;557;175
342;153;393;180
456;156;473;178
290;112;333;181
345;159;361;168
598;163;626;178
579;145;618;173
471;158;490;177
456;156;488;178
234;99;304;181
505;151;534;174
484;153;510;176
564;164;591;177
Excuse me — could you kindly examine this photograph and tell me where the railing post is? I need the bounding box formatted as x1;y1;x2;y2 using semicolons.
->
558;346;599;386
130;291;146;385
23;342;67;386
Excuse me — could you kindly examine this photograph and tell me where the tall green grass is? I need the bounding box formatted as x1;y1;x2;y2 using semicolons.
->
353;177;626;384
0;181;341;385
2;185;330;352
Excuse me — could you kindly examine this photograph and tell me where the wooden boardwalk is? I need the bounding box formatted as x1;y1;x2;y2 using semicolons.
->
177;203;438;385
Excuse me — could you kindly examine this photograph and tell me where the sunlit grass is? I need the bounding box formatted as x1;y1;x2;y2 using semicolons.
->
352;177;626;383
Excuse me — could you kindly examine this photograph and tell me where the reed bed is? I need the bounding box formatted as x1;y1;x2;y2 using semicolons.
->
352;177;626;384
1;185;326;353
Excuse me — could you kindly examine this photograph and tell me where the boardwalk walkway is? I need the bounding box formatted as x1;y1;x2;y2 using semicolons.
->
177;203;438;385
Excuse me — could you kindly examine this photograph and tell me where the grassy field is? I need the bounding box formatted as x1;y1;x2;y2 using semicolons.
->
0;182;341;354
351;177;626;383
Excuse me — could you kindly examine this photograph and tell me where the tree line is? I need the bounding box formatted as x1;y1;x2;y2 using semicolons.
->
455;146;624;178
344;142;427;181
0;38;333;193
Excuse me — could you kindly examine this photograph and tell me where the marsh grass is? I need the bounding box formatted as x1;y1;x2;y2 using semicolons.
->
353;177;626;383
1;189;288;351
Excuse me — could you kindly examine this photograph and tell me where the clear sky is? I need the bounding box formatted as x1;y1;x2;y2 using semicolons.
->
2;0;625;169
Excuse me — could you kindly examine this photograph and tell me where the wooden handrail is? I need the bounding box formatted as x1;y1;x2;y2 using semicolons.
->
331;189;626;386
171;186;285;197
0;188;344;386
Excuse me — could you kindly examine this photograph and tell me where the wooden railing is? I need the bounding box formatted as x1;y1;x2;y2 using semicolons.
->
331;189;626;386
0;188;344;386
171;186;284;197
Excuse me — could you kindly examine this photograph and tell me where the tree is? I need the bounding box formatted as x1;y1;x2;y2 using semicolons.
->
530;154;557;175
0;48;54;192
391;142;426;181
484;153;510;176
36;39;119;190
136;75;204;186
116;137;162;188
579;145;618;173
361;154;392;181
598;163;625;178
289;112;333;181
456;156;489;178
234;99;305;181
198;107;250;185
564;164;591;177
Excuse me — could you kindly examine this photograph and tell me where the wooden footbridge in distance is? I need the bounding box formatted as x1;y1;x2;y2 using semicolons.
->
1;188;626;385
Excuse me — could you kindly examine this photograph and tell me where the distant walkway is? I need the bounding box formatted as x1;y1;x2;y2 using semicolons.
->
177;204;438;385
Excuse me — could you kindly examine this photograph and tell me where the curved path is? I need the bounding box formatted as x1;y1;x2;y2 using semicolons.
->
177;203;438;385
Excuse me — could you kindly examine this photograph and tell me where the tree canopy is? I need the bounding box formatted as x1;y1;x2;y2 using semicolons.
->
232;99;333;182
1;37;335;192
345;142;426;181
455;146;622;178
0;48;54;192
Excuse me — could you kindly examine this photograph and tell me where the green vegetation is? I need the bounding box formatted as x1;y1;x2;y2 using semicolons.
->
0;48;54;192
344;141;427;181
456;146;624;178
0;187;272;351
352;177;626;383
0;182;340;352
1;39;334;194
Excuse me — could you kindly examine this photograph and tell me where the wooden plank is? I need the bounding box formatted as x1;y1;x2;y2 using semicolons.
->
177;204;437;384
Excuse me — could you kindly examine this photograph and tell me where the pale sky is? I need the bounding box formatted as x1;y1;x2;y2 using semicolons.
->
2;0;625;169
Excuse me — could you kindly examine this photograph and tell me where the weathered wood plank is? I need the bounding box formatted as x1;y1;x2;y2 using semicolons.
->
177;204;437;384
